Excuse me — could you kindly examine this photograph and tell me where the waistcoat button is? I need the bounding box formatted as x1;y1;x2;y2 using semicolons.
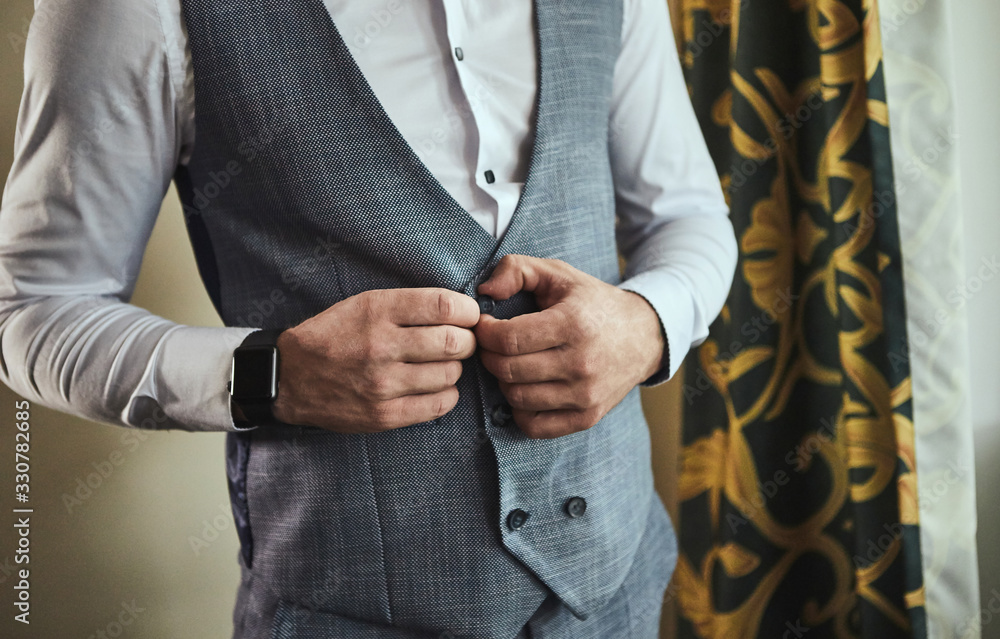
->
564;497;587;518
491;402;513;428
507;509;529;530
477;294;496;315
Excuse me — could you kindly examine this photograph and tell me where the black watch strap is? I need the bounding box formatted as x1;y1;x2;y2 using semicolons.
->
241;399;280;427
240;329;284;349
232;329;284;426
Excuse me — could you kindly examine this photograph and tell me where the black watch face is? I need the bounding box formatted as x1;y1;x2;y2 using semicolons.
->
231;346;278;401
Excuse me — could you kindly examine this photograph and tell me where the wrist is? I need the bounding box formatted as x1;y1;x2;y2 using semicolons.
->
229;329;285;426
271;330;297;425
621;290;667;382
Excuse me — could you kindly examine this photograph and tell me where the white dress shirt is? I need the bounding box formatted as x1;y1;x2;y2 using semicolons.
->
0;0;737;432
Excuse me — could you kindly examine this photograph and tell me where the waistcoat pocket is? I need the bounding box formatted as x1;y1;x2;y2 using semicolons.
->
269;599;439;639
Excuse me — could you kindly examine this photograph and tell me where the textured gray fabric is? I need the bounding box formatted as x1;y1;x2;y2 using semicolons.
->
263;496;677;639
177;0;673;637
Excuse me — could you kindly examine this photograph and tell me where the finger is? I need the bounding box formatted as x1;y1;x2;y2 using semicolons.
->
477;254;572;301
397;325;477;362
499;380;584;412
512;408;597;439
368;361;464;400
479;348;568;384
373;288;481;328
475;309;568;355
373;387;461;430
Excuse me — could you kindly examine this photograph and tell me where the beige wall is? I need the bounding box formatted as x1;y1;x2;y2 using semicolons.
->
0;3;683;637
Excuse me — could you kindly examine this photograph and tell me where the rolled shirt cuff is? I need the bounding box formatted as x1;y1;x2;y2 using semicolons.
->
618;269;697;386
126;325;260;432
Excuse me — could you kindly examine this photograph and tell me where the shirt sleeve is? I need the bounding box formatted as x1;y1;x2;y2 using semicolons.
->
0;0;257;432
610;0;738;385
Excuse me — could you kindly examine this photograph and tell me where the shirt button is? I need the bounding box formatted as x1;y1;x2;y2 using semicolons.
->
491;402;513;428
484;169;496;184
477;294;496;315
454;47;464;61
564;497;587;518
507;508;529;530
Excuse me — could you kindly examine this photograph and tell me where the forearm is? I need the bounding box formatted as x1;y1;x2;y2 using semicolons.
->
0;0;252;430
0;294;256;431
610;0;738;383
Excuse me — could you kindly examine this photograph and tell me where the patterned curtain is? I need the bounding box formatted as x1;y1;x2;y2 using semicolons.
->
668;1;926;637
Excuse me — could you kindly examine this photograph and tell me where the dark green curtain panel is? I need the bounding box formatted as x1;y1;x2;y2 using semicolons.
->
668;1;925;637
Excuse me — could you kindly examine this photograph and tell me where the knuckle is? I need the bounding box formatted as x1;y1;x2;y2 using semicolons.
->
443;327;461;357
501;358;517;383
365;370;392;400
433;396;450;419
434;389;459;418
360;332;388;361
574;315;598;340
575;355;596;379
507;385;525;408
357;292;379;322
445;361;462;385
579;382;600;407
521;420;546;440
370;404;397;430
437;291;455;322
502;330;521;356
581;408;602;430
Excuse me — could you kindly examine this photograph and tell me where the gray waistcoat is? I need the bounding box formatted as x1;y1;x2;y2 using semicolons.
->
176;1;660;637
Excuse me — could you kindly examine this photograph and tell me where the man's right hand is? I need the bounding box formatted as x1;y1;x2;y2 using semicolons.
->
271;288;480;433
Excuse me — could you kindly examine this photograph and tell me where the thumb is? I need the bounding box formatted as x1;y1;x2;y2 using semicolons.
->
476;254;572;303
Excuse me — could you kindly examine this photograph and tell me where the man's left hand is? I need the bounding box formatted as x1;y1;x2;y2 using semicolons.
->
475;254;665;439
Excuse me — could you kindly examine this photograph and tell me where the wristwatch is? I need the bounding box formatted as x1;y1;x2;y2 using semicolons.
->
229;329;284;426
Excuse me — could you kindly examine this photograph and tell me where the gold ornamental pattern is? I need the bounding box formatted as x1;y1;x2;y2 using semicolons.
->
667;0;925;637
